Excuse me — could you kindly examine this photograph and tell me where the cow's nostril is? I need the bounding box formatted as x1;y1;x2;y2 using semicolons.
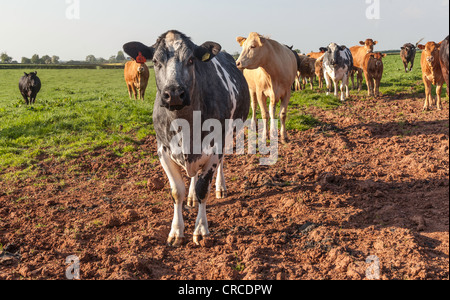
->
163;92;171;100
179;92;185;100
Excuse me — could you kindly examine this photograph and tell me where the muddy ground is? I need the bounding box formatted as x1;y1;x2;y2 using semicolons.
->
0;95;449;280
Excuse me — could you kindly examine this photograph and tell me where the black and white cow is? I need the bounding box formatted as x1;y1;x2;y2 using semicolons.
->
123;30;250;247
400;38;424;73
319;43;354;101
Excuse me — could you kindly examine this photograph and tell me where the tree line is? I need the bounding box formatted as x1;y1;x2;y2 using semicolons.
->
0;51;127;64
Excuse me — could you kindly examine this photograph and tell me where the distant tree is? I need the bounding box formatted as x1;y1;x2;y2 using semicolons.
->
51;55;60;64
41;55;52;64
116;51;125;62
108;55;117;63
86;55;96;63
31;54;40;64
96;57;106;64
1;52;13;63
21;57;31;64
294;49;301;54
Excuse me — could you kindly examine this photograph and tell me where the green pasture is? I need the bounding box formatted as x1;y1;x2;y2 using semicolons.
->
0;53;445;176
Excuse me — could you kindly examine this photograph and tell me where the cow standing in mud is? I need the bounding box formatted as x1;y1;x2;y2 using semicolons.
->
319;43;354;101
418;41;445;111
123;31;250;247
235;32;298;144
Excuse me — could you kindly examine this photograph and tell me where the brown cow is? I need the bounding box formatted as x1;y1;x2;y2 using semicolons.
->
350;39;378;90
236;32;298;143
440;36;449;96
418;41;444;110
124;55;150;100
307;47;327;59
315;59;324;89
294;54;317;90
363;52;386;97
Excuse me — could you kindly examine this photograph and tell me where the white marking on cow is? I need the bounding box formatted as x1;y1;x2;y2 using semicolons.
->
211;58;238;139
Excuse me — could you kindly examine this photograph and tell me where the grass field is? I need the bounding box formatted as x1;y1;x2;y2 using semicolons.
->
0;53;445;177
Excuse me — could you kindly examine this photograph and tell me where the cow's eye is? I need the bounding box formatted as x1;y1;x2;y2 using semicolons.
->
153;59;161;69
187;57;194;66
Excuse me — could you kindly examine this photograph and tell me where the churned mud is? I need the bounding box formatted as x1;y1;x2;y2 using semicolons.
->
1;95;448;280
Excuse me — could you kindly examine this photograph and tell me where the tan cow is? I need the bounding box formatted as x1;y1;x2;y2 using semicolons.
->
315;59;324;89
350;39;378;90
362;53;386;97
307;47;327;59
418;41;444;110
124;54;150;100
236;33;298;143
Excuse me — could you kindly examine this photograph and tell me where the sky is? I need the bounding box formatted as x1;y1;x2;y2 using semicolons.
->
0;0;449;61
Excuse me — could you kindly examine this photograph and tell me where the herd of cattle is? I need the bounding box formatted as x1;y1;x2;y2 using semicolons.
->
120;30;449;246
12;30;449;246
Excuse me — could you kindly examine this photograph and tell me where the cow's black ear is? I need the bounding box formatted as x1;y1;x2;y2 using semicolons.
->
123;42;155;61
194;42;222;62
24;72;28;76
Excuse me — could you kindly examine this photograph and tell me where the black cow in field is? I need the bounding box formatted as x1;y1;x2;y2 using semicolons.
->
400;38;424;73
440;35;449;96
19;72;41;105
123;30;250;247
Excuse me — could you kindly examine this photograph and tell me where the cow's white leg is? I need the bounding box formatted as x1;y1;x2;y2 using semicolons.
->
159;150;186;247
279;94;290;144
215;160;227;199
340;81;345;101
343;75;350;100
257;93;269;141
325;72;332;96
193;158;219;245
187;175;198;208
269;100;278;142
333;79;339;98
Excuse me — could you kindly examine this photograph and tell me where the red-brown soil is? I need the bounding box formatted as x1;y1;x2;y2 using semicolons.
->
0;95;448;280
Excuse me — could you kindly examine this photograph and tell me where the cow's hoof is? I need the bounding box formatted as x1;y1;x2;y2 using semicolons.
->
216;190;227;199
167;236;184;248
193;235;211;247
186;197;198;209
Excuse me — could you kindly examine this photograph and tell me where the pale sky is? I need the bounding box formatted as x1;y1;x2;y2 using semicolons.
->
0;0;449;61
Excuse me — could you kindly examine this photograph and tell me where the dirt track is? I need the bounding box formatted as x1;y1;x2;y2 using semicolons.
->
0;95;449;280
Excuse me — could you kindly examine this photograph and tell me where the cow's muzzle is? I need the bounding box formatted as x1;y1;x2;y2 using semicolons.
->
161;86;190;111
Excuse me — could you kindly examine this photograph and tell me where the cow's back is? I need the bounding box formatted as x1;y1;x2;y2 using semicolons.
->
245;39;297;98
350;46;363;68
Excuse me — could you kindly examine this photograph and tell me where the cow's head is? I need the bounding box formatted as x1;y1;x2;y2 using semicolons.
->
123;30;221;111
134;52;147;74
326;43;348;66
368;52;386;66
418;41;441;67
401;43;416;58
23;72;39;87
235;33;267;70
359;39;378;53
